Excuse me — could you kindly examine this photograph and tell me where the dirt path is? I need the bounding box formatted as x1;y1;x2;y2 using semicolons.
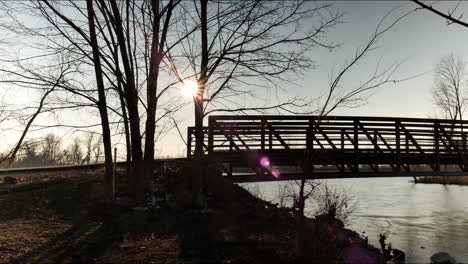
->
0;166;383;263
0;171;116;263
0;170;194;264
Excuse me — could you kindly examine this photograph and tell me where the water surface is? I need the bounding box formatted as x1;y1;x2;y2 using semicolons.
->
243;177;468;263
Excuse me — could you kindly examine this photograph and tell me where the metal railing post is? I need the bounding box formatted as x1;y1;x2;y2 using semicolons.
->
353;119;359;172
261;119;265;151
396;120;401;172
208;116;214;155
187;128;192;158
435;121;440;172
112;147;117;200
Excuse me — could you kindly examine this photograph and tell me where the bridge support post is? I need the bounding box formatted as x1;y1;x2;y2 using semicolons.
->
261;119;265;151
396;121;401;173
406;136;410;155
374;130;379;172
340;129;345;172
259;119;268;176
208;116;214;155
435;121;440;172
187;128;193;158
269;129;273;150
463;132;468;172
305;119;314;174
405;135;410;172
463;132;467;152
353;120;359;173
309;120;314;155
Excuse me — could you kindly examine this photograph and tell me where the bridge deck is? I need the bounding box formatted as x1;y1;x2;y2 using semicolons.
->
188;115;468;180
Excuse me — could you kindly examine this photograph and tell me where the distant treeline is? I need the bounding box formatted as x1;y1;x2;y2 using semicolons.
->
1;133;103;168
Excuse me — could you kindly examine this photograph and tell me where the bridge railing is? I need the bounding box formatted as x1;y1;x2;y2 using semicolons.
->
188;115;468;171
186;127;209;157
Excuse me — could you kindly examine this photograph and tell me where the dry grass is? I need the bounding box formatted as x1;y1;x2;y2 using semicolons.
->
0;169;102;195
0;211;73;263
100;234;197;264
416;175;468;185
0;164;374;263
0;169;105;263
1;168;103;184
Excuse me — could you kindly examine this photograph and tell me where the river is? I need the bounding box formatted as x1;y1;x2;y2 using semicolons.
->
242;177;468;263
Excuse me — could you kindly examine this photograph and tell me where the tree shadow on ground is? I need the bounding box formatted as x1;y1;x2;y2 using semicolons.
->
10;222;120;263
0;174;123;263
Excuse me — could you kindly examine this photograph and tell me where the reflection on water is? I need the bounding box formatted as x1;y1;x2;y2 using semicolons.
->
243;177;468;263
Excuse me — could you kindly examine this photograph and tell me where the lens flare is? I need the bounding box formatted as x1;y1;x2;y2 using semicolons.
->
181;80;198;97
272;169;280;179
260;157;270;168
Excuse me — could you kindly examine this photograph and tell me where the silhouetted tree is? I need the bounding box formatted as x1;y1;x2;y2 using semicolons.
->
294;6;417;259
82;133;94;164
93;135;103;164
0;96;8;124
0;60;71;166
40;133;62;165
13;140;42;167
67;137;83;164
0;96;11;162
9;134;95;166
176;0;342;158
86;0;114;196
412;0;468;27
432;54;467;121
411;1;468;122
0;0;187;200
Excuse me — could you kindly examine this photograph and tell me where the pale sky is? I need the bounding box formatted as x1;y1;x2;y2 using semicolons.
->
319;1;468;119
2;1;468;158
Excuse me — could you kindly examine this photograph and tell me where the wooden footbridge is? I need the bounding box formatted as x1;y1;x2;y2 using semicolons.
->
187;115;468;182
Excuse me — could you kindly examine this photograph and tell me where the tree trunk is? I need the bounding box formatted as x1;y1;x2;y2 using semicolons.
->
143;0;163;194
194;96;204;158
296;176;306;261
109;0;144;201
194;0;209;159
107;23;131;183
118;87;132;181
127;97;144;200
87;0;113;198
5;87;56;166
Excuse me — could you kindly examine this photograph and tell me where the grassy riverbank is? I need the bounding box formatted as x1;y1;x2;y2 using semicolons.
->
416;176;468;185
0;162;387;263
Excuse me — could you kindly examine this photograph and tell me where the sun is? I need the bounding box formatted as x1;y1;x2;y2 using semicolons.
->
181;80;198;97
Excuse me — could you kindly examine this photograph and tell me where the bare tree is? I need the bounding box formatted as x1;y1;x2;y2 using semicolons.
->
93;135;103;164
40;133;62;165
0;0;190;200
86;0;114;196
175;0;342;158
432;55;467;121
82;133;93;164
9;140;42;167
412;0;468;27
0;59;71;166
312;184;356;223
293;5;418;259
68;137;83;164
0;95;9;124
0;95;11;162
